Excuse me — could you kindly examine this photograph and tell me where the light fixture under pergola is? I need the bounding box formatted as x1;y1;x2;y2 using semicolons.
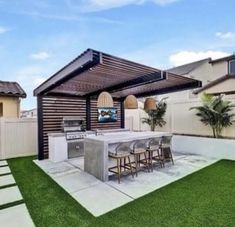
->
97;91;114;108
144;97;157;111
124;95;138;109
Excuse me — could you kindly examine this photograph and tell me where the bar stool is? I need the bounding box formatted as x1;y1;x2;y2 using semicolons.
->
147;137;163;171
108;142;134;184
131;140;150;176
160;135;174;166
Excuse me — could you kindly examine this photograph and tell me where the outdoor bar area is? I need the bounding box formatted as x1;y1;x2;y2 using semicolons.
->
34;48;202;183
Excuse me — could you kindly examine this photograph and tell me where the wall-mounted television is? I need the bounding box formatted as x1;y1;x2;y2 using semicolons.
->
98;107;118;123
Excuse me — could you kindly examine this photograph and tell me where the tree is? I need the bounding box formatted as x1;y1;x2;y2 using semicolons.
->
190;93;235;138
142;98;167;131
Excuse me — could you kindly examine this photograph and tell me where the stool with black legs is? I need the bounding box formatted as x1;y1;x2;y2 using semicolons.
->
108;142;134;184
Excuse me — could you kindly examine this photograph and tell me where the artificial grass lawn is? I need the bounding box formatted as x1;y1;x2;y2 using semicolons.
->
8;157;235;227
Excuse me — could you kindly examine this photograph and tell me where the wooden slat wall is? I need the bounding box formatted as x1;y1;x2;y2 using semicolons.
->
40;96;121;158
41;96;86;158
90;100;121;129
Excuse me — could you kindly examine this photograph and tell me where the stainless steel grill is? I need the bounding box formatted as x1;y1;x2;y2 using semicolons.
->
62;116;85;133
65;132;87;140
62;116;86;158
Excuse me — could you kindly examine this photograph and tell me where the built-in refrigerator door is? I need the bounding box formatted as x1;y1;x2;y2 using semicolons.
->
67;140;84;158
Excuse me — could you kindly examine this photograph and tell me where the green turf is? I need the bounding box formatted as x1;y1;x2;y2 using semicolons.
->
7;157;235;227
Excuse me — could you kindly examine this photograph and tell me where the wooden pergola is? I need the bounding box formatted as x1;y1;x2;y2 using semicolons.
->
34;48;202;159
34;49;201;98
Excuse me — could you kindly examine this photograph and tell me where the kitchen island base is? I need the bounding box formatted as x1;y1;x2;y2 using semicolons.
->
84;131;171;182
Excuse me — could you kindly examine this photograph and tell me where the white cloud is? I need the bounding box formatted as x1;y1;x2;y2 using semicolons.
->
14;65;47;86
169;50;230;67
84;0;142;9
81;0;180;11
12;65;48;109
30;51;50;60
33;76;47;86
19;11;123;25
15;65;46;81
0;26;9;34
216;32;235;39
152;0;180;5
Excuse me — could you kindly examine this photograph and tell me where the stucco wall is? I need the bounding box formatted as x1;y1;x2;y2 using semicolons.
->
211;61;228;79
191;61;214;84
126;95;235;137
157;60;234;136
0;96;20;118
172;94;235;137
173;135;235;160
125;107;150;131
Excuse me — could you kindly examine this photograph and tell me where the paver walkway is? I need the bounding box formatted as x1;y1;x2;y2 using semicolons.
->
34;153;219;217
0;160;35;227
0;204;34;227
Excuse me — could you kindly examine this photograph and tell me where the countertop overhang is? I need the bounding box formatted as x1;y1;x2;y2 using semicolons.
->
85;131;172;144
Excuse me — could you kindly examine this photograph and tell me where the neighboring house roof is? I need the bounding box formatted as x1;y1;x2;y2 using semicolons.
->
194;74;235;95
167;58;211;76
0;81;26;98
209;54;235;64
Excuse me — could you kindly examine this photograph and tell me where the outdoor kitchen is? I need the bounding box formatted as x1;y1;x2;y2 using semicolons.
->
33;49;201;183
48;115;128;162
48;114;172;181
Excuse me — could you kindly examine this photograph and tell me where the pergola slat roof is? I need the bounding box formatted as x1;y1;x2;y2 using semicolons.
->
34;49;202;98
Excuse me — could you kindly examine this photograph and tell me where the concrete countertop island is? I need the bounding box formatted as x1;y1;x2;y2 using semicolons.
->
84;131;172;182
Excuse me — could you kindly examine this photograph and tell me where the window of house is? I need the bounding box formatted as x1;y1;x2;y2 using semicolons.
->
0;103;3;117
229;60;235;74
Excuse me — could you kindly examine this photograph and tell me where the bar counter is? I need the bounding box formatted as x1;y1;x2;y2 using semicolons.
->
84;131;171;181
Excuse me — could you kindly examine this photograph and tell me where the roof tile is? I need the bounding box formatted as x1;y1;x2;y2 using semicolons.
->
0;81;26;98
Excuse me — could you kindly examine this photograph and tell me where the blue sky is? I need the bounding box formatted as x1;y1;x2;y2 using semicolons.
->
0;0;235;110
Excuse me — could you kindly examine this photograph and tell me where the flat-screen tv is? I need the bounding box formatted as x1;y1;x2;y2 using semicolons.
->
98;107;118;123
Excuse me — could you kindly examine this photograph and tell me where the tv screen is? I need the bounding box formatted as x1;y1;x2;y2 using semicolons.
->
98;108;118;123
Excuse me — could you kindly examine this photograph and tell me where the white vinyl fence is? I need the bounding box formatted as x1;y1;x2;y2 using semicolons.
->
0;118;37;159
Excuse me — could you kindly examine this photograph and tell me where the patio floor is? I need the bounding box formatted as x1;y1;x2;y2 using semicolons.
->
34;153;218;217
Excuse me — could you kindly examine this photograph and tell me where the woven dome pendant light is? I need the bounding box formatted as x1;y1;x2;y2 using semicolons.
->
144;97;157;111
124;95;138;109
97;91;114;107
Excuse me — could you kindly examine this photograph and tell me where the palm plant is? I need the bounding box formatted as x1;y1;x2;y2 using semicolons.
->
190;93;235;138
142;98;167;131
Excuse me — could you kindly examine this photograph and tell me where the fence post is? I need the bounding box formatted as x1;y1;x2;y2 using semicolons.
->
0;118;6;159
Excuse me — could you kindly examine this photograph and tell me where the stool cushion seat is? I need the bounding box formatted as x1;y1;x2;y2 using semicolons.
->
109;151;130;158
161;144;170;148
147;145;160;151
131;148;146;154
